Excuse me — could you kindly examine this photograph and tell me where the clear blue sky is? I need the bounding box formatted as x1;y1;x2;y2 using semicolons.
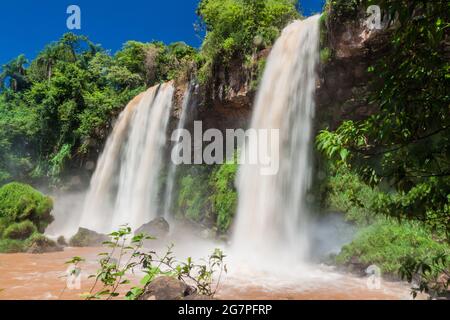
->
0;0;325;65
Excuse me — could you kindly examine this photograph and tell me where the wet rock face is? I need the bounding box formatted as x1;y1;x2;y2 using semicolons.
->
139;276;203;300
315;8;391;131
172;51;271;134
69;228;109;247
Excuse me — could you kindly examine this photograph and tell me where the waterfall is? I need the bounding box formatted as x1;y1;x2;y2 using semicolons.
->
79;83;174;233
232;16;320;266
162;84;196;220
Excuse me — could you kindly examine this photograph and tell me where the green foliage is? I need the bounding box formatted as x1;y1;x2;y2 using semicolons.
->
24;232;59;250
3;220;37;240
0;182;53;232
66;226;226;300
400;253;449;299
196;0;300;82
176;166;212;222
336;218;450;274
321;163;379;226
175;159;238;232
318;0;450;241
0;238;25;253
209;160;238;232
49;144;72;180
0;33;197;184
320;47;332;64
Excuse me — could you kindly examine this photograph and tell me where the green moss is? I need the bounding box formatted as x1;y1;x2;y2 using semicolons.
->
250;57;267;91
336;218;450;274
320;48;332;64
174;160;238;232
0;182;53;232
209;160;238;232
0;239;25;253
3;220;37;240
197;0;300;81
24;233;58;253
177;167;212;222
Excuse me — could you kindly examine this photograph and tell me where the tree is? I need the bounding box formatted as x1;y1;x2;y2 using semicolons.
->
317;0;450;239
0;55;29;92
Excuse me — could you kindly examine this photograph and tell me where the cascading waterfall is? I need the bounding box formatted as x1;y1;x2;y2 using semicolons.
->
232;16;320;266
162;84;196;220
79;83;174;233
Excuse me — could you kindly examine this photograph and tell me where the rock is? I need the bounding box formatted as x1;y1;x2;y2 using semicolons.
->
346;256;370;276
135;217;170;239
69;228;109;247
57;236;68;247
26;234;63;254
139;276;208;300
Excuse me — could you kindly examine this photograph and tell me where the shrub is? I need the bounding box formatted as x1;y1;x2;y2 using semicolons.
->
0;182;53;232
3;220;37;240
321;164;379;226
336;218;450;274
197;0;300;81
209;160;238;232
0;239;25;253
177;168;211;222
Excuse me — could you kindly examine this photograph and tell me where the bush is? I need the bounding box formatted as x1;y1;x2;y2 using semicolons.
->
321;164;379;226
209;160;238;232
25;233;60;253
3;220;37;240
0;239;25;253
197;0;300;81
176;166;212;222
0;182;53;232
336;218;450;274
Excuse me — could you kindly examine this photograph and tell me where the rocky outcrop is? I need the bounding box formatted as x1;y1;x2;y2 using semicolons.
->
172;51;270;134
69;228;109;247
26;235;63;254
135;217;170;239
138;276;209;300
315;7;392;131
57;235;68;247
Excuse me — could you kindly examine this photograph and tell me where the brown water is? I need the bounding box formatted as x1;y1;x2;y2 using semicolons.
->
0;247;420;300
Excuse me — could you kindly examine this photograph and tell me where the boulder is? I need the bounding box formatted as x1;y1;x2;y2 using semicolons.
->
57;235;68;247
135;217;170;239
26;234;63;254
346;256;370;276
139;276;209;300
69;228;109;247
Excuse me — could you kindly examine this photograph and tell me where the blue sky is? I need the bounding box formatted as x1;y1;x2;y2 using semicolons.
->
0;0;325;65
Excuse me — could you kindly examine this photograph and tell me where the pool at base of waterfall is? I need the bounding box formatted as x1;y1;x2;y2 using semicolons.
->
0;247;423;300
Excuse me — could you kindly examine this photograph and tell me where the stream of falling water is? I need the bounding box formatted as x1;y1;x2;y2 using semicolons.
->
26;15;420;301
79;83;174;233
162;84;196;220
232;16;320;268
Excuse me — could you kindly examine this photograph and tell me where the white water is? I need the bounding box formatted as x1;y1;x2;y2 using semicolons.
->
232;16;321;267
79;83;174;233
162;84;196;220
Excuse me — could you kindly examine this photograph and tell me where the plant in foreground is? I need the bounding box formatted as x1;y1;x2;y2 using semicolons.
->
400;253;449;299
63;225;226;300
